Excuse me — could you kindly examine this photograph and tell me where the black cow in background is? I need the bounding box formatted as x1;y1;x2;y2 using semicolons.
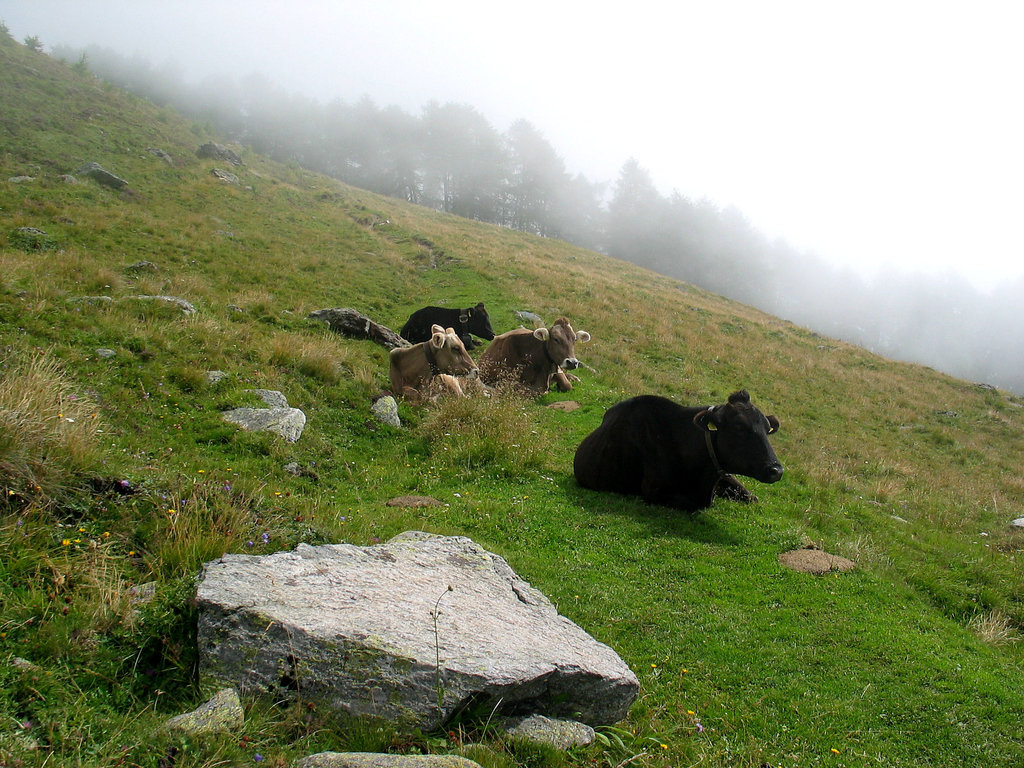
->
400;303;496;350
574;390;783;512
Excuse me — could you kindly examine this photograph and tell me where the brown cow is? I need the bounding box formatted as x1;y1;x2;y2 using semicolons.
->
389;325;478;401
478;317;591;394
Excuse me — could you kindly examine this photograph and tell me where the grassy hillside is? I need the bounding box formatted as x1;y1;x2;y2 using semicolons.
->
2;31;1023;768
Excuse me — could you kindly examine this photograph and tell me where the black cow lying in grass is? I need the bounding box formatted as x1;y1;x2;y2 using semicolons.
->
400;303;495;350
574;390;783;512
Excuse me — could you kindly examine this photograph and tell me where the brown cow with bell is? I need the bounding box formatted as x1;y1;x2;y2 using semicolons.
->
478;317;591;395
389;325;478;402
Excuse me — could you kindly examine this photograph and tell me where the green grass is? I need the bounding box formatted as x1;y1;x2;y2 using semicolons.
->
1;31;1023;767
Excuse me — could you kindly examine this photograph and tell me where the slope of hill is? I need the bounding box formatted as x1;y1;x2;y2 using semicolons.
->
1;32;1023;768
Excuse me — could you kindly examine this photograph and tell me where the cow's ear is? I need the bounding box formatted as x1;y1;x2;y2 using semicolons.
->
430;329;446;349
766;415;780;434
430;324;445;335
693;407;717;431
475;302;486;310
576;330;591;343
533;327;550;341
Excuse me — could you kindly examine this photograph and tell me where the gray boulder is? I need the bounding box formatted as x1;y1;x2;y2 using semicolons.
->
76;162;128;190
147;147;173;165
296;755;481;768
221;405;306;443
371;395;401;427
196;532;638;730
309;308;410;350
196;142;242;166
513;310;544;327
250;389;289;408
221;389;305;442
503;714;595;749
164;688;243;734
127;294;197;314
211;168;240;185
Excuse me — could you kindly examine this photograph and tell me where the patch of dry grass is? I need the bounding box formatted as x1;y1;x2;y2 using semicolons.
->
969;609;1020;646
416;391;558;479
0;351;105;509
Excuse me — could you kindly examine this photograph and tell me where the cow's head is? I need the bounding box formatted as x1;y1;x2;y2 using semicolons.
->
430;324;479;378
534;317;591;371
459;302;496;340
693;390;783;483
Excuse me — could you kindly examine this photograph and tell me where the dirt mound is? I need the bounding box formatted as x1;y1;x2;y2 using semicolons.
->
547;401;580;412
779;545;856;575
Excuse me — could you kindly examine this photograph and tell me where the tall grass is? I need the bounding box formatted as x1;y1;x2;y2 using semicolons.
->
0;351;105;510
416;392;558;479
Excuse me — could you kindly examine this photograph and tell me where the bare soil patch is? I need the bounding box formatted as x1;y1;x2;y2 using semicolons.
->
779;544;856;575
547;401;580;412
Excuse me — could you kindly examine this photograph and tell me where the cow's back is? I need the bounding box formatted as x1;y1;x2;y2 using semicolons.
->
574;396;701;494
401;307;456;343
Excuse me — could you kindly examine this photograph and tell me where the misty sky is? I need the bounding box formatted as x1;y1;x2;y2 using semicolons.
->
4;0;1023;291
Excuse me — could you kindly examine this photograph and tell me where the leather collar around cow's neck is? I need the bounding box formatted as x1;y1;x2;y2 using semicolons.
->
704;429;726;479
423;342;441;376
541;339;557;368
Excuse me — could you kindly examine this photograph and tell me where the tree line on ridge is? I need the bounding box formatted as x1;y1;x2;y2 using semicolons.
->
52;42;1024;395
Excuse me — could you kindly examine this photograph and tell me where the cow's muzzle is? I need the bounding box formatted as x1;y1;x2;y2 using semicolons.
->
562;358;581;371
760;463;784;483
